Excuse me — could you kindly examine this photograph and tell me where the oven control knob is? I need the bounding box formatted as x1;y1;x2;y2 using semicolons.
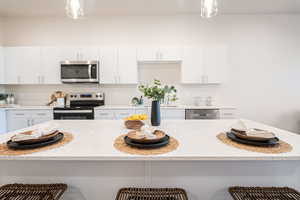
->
70;95;74;98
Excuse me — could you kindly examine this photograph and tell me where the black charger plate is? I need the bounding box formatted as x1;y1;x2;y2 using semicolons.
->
7;133;64;150
124;135;169;149
227;132;279;147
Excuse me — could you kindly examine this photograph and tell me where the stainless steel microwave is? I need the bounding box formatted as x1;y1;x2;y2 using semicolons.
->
60;61;99;83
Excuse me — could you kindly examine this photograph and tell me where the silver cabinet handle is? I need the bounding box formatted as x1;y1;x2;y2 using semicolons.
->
31;119;34;126
27;119;30;126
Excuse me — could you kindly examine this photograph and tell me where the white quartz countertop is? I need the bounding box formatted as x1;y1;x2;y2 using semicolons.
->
0;119;299;161
94;105;236;110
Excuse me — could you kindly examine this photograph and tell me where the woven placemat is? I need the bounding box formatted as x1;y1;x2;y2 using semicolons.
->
0;132;74;156
217;133;292;154
114;135;179;155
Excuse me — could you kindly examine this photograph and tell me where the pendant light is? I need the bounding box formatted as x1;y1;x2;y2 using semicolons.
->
201;0;218;18
65;0;84;19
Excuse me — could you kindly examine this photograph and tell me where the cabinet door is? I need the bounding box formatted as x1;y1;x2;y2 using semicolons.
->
78;47;99;60
4;47;41;84
31;110;53;125
7;111;30;131
114;109;135;120
161;109;185;120
219;108;236;119
40;47;63;84
137;48;159;61
203;45;227;84
118;48;138;84
0;110;7;134
99;48;118;84
94;110;115;120
0;47;4;84
59;47;78;60
181;47;204;84
159;47;182;61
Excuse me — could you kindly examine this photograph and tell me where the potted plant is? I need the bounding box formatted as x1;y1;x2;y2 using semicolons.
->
138;79;177;126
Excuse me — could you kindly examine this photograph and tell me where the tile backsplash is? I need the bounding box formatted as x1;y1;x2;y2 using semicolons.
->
3;84;222;106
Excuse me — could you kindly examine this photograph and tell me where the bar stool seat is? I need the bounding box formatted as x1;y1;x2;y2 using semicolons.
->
0;183;67;200
229;186;300;200
115;187;188;200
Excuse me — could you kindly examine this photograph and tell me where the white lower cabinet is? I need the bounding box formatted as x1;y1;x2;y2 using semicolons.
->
0;110;7;134
161;109;185;120
7;110;53;132
95;109;148;120
219;108;236;119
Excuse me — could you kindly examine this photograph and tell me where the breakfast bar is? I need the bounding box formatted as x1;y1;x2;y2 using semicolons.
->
0;119;300;200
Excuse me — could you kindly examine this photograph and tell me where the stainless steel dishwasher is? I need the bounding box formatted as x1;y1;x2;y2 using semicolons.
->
185;109;220;119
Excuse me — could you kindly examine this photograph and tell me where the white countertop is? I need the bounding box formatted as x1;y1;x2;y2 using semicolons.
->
94;105;236;110
0;105;235;111
0;119;299;161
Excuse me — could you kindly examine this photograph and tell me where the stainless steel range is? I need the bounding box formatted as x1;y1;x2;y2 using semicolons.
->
53;92;104;120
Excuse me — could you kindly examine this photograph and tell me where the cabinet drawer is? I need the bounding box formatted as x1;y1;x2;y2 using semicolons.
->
95;110;114;120
219;109;236;119
31;110;53;118
161;109;185;120
7;110;30;117
114;110;135;120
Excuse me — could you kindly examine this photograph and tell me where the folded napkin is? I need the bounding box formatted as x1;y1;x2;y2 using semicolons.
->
11;122;59;142
231;120;275;138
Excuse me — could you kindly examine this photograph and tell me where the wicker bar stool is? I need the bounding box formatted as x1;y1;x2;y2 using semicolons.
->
0;183;67;200
115;187;188;200
229;186;300;200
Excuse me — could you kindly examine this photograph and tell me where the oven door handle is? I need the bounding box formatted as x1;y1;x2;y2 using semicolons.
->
54;110;93;113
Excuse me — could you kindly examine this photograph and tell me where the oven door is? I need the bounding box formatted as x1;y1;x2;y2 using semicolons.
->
61;61;99;83
53;109;94;120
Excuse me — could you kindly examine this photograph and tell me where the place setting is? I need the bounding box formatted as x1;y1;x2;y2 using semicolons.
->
114;114;179;155
217;120;293;154
0;122;73;156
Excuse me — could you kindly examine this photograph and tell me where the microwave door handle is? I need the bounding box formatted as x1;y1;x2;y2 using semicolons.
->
88;65;92;79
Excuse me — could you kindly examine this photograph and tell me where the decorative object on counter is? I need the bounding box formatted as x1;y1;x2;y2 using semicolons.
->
124;114;148;130
131;96;144;106
0;132;73;156
193;96;203;106
229;186;300;200
0;94;6;105
217;133;292;154
138;79;178;126
205;96;213;106
0;183;68;200
47;91;67;107
115;188;188;200
114;134;178;155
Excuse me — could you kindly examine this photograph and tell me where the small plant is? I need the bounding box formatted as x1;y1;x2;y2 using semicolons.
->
138;79;178;102
0;94;6;101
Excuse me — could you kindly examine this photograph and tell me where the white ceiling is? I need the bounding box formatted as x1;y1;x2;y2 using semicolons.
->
0;0;299;17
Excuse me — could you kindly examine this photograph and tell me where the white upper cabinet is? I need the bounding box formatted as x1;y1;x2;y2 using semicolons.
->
137;47;182;62
118;47;138;84
77;47;99;60
181;47;204;84
0;47;4;84
58;47;99;61
100;47;138;84
99;47;118;84
40;47;63;84
202;45;227;84
4;47;41;84
181;45;227;84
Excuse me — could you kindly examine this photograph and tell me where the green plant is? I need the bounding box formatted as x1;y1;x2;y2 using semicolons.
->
0;94;6;101
138;79;178;102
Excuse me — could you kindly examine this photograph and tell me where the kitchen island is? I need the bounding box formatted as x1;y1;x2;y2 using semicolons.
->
0;120;300;200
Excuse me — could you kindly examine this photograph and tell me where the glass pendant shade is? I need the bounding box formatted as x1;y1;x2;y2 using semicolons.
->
65;0;84;19
201;0;218;18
